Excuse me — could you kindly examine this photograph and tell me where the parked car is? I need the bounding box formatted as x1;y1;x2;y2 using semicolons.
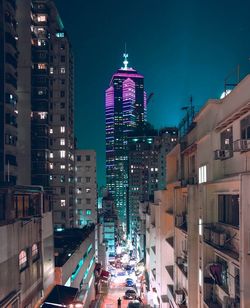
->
125;278;135;287
124;289;137;299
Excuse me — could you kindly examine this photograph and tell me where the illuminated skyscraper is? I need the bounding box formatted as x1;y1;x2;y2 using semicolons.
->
105;54;147;227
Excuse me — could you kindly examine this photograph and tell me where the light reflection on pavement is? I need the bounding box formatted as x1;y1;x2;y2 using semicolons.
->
101;271;137;308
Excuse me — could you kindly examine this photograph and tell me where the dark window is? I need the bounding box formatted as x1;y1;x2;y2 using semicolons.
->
61;79;65;85
60;115;65;121
77;155;81;161
218;194;239;227
60;102;65;108
216;256;228;292
241;115;250;139
60;91;65;97
61;55;65;62
86;155;90;161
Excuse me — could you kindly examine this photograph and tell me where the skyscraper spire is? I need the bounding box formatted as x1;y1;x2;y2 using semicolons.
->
122;52;129;70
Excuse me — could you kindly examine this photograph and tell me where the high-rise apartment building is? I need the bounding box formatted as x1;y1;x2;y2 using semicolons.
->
105;54;147;227
128;127;177;246
75;150;97;227
31;0;75;228
0;0;19;185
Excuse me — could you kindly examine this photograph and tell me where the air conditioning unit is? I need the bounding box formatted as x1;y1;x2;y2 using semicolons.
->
175;290;183;305
211;230;226;246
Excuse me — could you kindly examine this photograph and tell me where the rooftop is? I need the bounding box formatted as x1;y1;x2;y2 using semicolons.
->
54;224;95;267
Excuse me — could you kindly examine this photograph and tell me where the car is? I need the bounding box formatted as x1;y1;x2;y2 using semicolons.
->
124;289;137;300
125;278;135;287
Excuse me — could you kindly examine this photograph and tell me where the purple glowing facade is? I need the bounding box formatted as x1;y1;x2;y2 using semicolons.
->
105;59;147;226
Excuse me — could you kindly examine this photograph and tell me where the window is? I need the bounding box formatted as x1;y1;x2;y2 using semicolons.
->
86;155;90;161
60;102;65;108
19;250;28;271
241;115;250;139
60;126;65;133
60;150;66;158
60;91;65;97
216;256;228;292
32;243;39;261
50;67;54;74
61;199;66;207
77;177;82;183
60;175;65;183
77;155;81;161
37;15;47;22
76;188;82;194
60;115;65;121
86;209;92;215
60;67;65;74
218;194;239;227
198;165;207;184
49;163;53;169
60;164;65;169
61;56;65;62
38;63;46;70
86;177;91;183
76;198;81;204
56;32;64;38
61;79;65;85
86;188;91;193
86;198;91;205
49;128;53;134
221;127;233;151
61;187;65;194
60;138;65;146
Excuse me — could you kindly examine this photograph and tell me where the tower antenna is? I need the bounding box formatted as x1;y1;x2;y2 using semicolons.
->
122;43;128;70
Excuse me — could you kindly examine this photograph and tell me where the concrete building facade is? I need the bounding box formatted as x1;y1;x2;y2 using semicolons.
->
75;149;97;227
0;186;54;308
145;75;250;307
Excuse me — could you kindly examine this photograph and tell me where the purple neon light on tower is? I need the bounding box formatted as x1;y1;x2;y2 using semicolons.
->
105;53;147;227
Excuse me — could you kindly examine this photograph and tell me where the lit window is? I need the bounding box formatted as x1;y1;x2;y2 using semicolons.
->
199;218;203;236
150;168;154;172
38;63;46;70
60;138;65;146
38;112;47;119
198;165;207;184
49;128;53;134
49;163;53;169
19;250;28;271
60;67;66;74
86;188;91;193
49;152;53;159
86;209;92;215
199;268;202;287
37;15;47;22
60;150;66;158
56;32;64;38
32;243;39;261
60;126;65;133
61;199;66;207
76;188;82;194
60;164;65;169
50;67;54;74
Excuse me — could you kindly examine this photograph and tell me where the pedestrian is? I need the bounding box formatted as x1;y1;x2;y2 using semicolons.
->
117;297;122;307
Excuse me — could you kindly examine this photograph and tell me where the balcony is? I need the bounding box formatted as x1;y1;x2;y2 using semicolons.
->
214;149;233;160
175;213;187;233
203;223;239;261
176;253;188;278
165;265;174;281
204;299;222;308
166;236;174;248
233;139;250;152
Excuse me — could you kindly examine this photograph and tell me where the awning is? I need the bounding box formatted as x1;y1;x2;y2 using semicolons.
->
41;285;78;307
100;269;110;281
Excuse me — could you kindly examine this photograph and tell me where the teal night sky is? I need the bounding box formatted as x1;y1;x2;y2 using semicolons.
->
55;0;250;186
